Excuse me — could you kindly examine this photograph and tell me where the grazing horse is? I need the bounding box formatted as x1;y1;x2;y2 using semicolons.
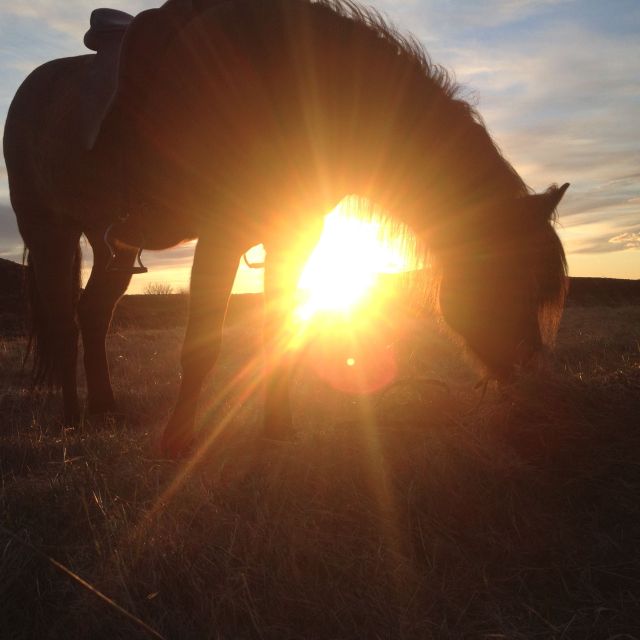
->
3;0;568;457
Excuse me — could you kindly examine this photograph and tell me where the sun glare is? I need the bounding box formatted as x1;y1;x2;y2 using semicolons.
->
267;197;422;394
295;198;415;320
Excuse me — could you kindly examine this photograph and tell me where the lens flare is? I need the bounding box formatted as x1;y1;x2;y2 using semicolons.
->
309;329;399;393
280;197;422;393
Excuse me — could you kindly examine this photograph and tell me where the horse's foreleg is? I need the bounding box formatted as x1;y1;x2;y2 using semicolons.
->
263;222;322;439
160;238;239;458
78;232;137;414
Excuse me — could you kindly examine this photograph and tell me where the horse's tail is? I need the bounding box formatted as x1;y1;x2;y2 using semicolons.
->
23;242;82;387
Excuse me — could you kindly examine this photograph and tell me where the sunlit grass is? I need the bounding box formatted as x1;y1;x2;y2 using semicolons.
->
1;304;639;638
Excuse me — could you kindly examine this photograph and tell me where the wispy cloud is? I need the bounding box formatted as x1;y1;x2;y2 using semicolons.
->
609;231;640;250
1;1;153;40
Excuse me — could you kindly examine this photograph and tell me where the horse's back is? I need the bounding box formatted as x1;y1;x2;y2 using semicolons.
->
4;55;117;228
143;0;431;216
5;55;90;171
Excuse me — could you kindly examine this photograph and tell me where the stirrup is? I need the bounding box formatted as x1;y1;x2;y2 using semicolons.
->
104;224;148;274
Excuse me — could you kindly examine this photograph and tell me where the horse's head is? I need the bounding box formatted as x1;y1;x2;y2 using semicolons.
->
438;183;569;380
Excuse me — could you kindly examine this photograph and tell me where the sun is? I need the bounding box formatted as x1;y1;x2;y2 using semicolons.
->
295;197;416;321
269;197;423;394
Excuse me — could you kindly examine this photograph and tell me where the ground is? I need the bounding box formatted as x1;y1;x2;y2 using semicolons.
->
0;290;639;639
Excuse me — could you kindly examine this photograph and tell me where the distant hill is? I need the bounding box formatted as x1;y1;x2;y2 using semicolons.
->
113;292;262;329
0;258;262;331
565;277;640;306
1;257;639;333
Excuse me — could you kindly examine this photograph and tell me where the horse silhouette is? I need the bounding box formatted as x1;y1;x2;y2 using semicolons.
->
3;0;569;458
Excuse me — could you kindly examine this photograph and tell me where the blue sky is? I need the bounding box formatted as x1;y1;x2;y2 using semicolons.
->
1;0;638;292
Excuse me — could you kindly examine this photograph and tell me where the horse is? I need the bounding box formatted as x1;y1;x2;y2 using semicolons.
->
3;0;569;458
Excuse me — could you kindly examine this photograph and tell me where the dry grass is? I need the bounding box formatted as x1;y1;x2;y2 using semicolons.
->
1;304;639;639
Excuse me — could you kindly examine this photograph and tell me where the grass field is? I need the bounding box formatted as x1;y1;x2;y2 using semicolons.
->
1;299;639;639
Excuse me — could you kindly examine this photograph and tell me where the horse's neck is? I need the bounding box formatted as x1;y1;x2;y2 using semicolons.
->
352;99;472;235
410;105;525;244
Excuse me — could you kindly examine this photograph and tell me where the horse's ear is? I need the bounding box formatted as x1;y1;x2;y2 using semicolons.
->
522;182;570;221
549;182;570;210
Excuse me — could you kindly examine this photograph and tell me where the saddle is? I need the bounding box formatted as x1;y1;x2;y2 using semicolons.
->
81;2;198;151
81;9;134;150
83;8;133;51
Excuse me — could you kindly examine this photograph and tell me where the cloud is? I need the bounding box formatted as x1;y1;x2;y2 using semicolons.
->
1;1;155;41
609;232;640;250
378;0;571;36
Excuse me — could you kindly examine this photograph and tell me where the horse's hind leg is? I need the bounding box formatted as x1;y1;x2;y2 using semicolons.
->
21;222;82;423
78;231;137;414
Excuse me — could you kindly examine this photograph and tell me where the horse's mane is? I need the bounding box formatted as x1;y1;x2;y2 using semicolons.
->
310;0;565;343
315;0;460;100
315;0;530;199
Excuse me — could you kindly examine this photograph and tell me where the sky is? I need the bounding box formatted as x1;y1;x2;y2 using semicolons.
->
0;0;638;294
